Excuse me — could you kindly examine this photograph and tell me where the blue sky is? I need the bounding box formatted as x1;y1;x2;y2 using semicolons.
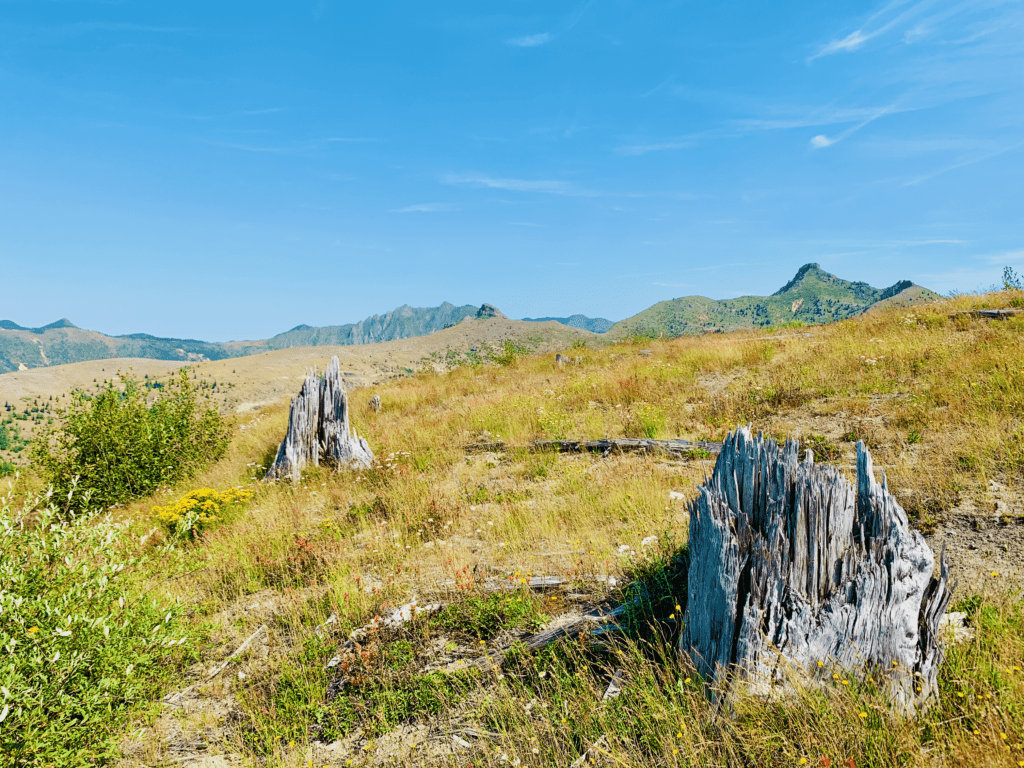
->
1;1;1021;341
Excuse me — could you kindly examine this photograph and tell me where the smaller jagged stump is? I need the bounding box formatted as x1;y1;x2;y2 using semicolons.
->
265;356;373;481
681;426;953;712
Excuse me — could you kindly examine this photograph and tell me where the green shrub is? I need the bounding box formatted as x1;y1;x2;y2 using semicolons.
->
432;591;546;640
619;542;689;639
0;495;194;766
492;339;531;367
31;369;230;513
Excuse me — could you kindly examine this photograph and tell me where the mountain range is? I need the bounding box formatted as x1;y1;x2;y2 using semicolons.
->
607;263;939;338
0;265;939;373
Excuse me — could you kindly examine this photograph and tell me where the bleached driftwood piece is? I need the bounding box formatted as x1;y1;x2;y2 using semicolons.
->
682;426;953;713
265;356;373;481
164;624;267;706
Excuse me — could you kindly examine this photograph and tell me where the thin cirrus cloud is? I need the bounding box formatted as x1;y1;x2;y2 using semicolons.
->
809;0;935;59
615;136;702;156
390;203;458;213
57;21;192;34
903;140;1024;185
617;103;906;156
204;136;374;153
809;104;897;149
507;32;551;47
505;0;594;47
981;248;1024;264
444;174;599;197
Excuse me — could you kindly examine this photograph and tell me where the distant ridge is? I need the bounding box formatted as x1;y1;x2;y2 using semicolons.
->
608;264;940;339
522;314;615;334
0;318;78;333
0;303;489;373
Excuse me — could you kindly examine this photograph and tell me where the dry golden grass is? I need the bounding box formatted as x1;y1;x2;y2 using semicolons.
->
93;289;1024;767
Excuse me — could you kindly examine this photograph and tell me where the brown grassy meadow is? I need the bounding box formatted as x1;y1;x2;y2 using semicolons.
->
13;290;1024;767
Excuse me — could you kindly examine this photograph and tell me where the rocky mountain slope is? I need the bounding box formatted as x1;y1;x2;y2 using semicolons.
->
608;263;940;338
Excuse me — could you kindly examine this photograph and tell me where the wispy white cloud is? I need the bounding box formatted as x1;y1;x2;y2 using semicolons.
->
390;203;457;213
902;0;996;44
565;0;596;31
982;248;1024;264
809;104;896;149
205;140;291;153
809;0;934;59
507;32;551;47
444;174;599;197
904;140;1024;185
60;21;191;34
859;136;996;157
737;104;909;132
616;137;700;156
204;136;375;153
912;266;1002;291
239;107;283;116
505;0;594;48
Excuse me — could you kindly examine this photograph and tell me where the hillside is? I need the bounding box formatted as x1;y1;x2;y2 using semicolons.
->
608;263;941;338
0;302;485;373
522;314;615;333
0;314;601;435
6;288;1022;767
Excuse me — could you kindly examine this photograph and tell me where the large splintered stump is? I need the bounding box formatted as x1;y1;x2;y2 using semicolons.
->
265;356;373;481
681;426;953;712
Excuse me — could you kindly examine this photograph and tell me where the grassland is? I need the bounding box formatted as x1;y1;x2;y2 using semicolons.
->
3;289;1024;767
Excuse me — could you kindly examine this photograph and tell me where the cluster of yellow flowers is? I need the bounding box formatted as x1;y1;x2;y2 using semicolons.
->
152;486;253;538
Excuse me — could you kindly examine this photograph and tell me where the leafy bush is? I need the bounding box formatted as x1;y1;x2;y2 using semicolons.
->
31;369;230;513
152;486;253;541
0;495;193;766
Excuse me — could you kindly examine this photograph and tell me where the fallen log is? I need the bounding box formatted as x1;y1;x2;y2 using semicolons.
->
952;309;1023;320
265;356;373;481
682;425;953;713
536;438;723;456
464;438;723;457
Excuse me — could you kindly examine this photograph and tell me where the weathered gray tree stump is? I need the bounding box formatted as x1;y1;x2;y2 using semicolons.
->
682;425;953;712
265;356;373;481
369;395;382;413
